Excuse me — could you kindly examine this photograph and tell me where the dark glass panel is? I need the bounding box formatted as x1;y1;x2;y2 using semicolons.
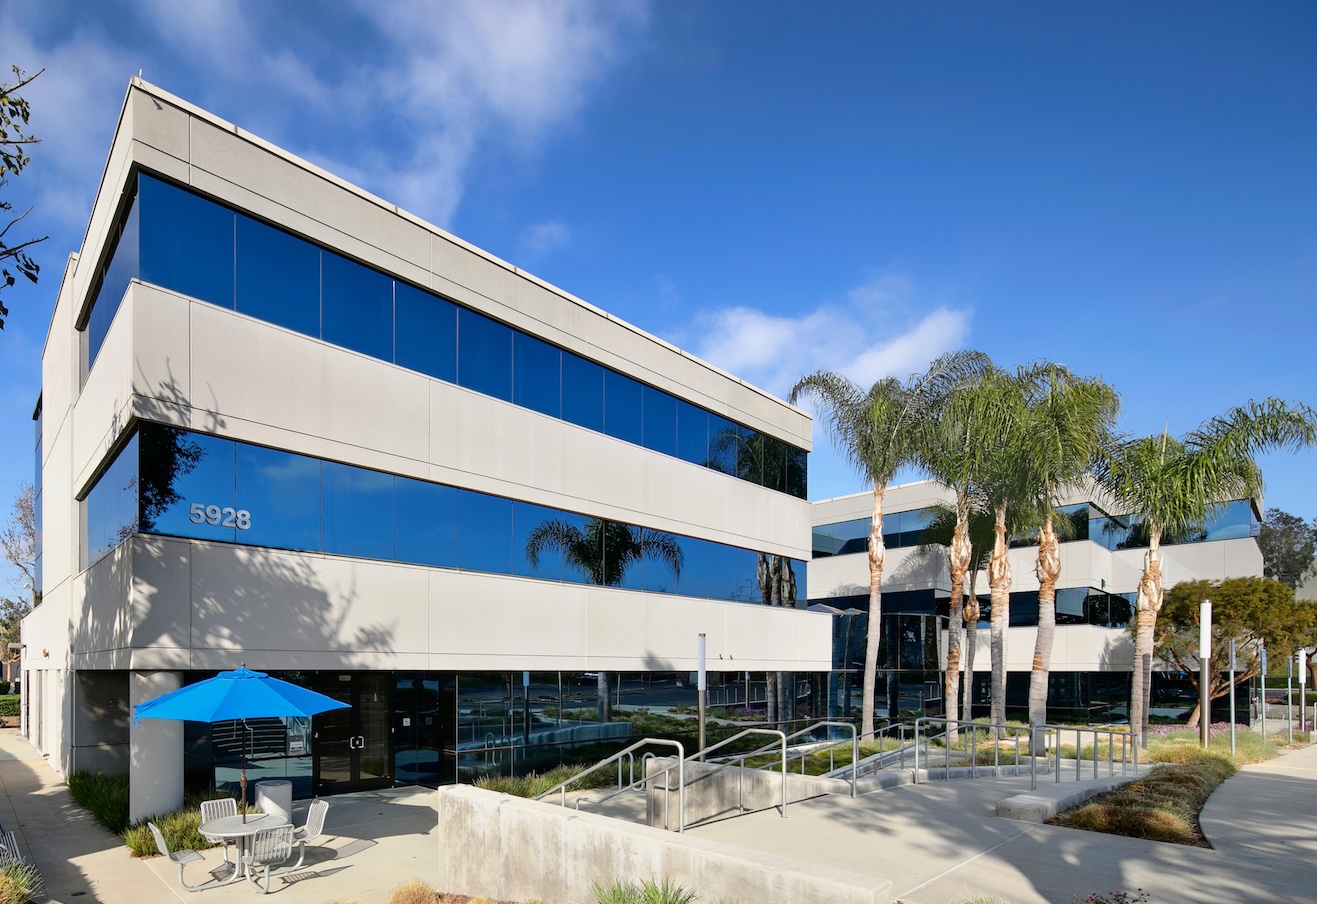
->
786;446;808;499
561;354;605;432
394;477;457;568
675;402;709;466
707;415;739;475
457;309;513;401
603;371;642;444
1204;500;1256;541
89;195;140;367
709;541;759;603
1056;587;1087;625
763;436;788;493
235;444;321;552
1109;593;1134;629
641;387;677;458
673;536;709;599
395;283;457;382
898;508;934;548
236;215;321;336
138;175;235;309
85;433;140;566
792;558;807;603
322;462;394;561
552;511;596;585
736;430;764;486
322;252;393;362
513;501;566;580
1009;591;1040;627
138;425;236;543
513;333;562;419
456;490;512;574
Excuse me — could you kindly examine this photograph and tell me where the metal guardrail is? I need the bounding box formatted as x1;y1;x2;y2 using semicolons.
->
1029;723;1139;791
534;737;687;832
686;728;789;818
913;717;1030;783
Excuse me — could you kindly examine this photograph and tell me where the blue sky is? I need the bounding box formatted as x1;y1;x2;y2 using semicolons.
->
3;1;1316;590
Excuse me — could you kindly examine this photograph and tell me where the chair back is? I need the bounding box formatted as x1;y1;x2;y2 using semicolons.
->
248;825;294;866
147;822;171;857
302;799;329;841
200;797;238;824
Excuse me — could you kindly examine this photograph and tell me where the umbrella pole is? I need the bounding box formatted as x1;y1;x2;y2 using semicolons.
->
241;719;248;823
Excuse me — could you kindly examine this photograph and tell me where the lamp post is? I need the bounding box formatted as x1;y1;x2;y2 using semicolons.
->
1199;599;1212;749
697;634;707;758
1300;649;1308;736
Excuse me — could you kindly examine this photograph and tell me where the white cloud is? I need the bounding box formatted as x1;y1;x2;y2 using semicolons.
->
522;220;571;255
686;275;973;400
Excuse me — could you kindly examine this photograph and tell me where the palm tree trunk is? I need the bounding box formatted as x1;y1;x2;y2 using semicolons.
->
597;671;613;723
944;492;971;740
766;671;778;730
861;484;887;738
1028;513;1060;727
989;502;1012;726
963;571;980;724
1129;534;1164;747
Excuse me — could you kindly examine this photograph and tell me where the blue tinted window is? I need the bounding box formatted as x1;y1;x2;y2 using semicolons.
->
457;309;513;401
736;429;763;486
139;175;234;310
637;527;683;594
514;502;567;580
641;387;677;457
674;536;709;599
457;490;512;573
562;354;604;432
786;447;808;498
85;433;140;566
676;402;709;466
322;252;392;361
395;477;457;568
236;444;321;552
395;283;456;382
323;462;394;560
709;542;758;603
1204;500;1256;541
604;371;642;444
139;426;236;544
792;558;806;603
89;195;140;367
707;415;739;475
513;333;561;418
236;215;320;336
552;512;597;584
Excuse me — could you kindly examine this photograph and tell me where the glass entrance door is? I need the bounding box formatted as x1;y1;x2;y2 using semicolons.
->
313;673;393;794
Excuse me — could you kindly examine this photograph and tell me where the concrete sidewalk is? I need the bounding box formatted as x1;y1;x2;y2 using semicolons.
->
689;742;1317;904
0;729;441;904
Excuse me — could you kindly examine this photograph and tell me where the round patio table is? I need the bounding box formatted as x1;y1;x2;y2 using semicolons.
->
198;813;291;884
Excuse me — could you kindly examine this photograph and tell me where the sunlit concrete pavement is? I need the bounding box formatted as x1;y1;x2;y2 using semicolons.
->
0;729;440;904
687;742;1317;904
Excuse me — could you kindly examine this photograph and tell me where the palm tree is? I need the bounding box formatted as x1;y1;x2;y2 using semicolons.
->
1095;399;1317;747
525;518;683;722
917;358;1007;732
790;350;989;736
1018;364;1120;727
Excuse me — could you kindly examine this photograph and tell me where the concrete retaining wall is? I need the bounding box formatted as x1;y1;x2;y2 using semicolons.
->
646;758;851;827
433;785;892;904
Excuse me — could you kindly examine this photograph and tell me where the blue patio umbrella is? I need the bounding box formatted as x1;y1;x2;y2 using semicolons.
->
134;666;349;819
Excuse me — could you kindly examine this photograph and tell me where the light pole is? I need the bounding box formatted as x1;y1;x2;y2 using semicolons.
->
697;634;707;758
1199;599;1212;749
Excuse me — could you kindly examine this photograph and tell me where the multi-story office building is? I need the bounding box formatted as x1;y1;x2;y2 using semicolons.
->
19;79;829;819
809;481;1264;720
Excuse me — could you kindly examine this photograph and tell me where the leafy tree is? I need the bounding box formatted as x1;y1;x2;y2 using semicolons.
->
1018;364;1120;727
1;66;46;330
1158;577;1316;727
525;517;682;722
790;350;989;736
0;482;37;659
1258;508;1317;590
1096;399;1317;747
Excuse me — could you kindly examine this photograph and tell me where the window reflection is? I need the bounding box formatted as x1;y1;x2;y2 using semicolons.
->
641;387;677;458
323;462;394;560
395;477;457;568
395;283;457;383
140;428;233;543
562;354;605;433
604;371;642;444
236;444;321;552
323;252;393;362
88;193;140;367
513;333;561;419
676;402;709;467
457;490;512;574
457;309;513;402
140;174;234;310
237;214;320;336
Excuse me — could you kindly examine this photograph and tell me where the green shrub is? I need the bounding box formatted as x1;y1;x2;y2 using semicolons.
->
0;697;19;718
67;770;131;833
0;861;43;904
476;763;619;798
592;879;698;904
0;681;11;695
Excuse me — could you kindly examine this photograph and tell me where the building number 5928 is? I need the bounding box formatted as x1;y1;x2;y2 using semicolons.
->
188;503;252;530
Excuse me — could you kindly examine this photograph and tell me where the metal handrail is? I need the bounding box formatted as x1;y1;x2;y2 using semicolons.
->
684;728;789;817
534;737;686;832
754;721;861;797
913;717;1029;783
1028;723;1140;791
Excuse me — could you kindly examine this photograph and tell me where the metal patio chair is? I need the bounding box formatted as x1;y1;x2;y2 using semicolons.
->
199;797;239;864
148;822;211;892
242;824;295;894
289;798;329;869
